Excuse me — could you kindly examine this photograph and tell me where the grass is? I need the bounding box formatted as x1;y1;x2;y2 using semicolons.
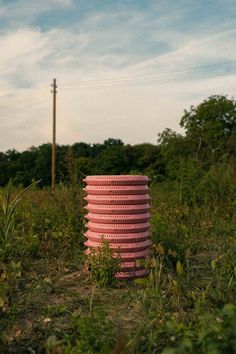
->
0;182;235;353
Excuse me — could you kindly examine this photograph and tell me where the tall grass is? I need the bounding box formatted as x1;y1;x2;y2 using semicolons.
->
0;180;39;260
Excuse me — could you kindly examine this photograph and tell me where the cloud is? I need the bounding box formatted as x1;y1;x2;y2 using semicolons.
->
0;1;236;151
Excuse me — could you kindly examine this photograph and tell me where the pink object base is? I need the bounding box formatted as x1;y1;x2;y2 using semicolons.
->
116;268;147;279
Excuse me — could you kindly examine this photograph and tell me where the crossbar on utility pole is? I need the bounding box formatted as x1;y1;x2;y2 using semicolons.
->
51;78;57;193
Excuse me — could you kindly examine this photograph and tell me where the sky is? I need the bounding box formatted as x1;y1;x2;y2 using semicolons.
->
0;0;236;152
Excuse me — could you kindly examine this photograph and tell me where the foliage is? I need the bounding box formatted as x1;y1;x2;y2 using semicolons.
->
64;308;116;353
161;304;236;354
0;179;39;261
180;95;236;162
0;141;162;187
14;187;85;259
0;260;21;312
86;240;120;288
128;304;236;354
43;307;116;354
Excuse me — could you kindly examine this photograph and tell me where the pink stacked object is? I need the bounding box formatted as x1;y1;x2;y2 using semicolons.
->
83;175;151;279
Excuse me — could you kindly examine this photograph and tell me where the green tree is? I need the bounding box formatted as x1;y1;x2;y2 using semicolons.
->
33;144;52;185
157;128;191;180
180;95;236;162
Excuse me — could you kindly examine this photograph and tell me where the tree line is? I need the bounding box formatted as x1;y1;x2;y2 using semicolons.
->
1;95;236;199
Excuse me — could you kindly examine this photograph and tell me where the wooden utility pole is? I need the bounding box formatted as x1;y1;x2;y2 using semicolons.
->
51;78;57;193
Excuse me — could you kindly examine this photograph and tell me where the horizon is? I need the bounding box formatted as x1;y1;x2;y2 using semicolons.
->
0;136;164;154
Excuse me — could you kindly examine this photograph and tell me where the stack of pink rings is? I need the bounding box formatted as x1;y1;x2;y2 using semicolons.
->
83;175;151;279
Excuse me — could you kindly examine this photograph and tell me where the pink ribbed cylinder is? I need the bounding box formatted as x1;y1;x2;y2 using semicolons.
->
83;175;151;279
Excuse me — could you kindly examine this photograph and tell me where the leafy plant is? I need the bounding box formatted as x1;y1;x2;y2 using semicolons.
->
0;260;21;311
162;304;236;354
210;250;236;305
64;307;116;353
86;239;120;288
15;187;85;259
43;307;116;354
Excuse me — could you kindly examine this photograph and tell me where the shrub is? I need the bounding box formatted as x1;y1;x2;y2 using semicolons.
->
86;240;120;288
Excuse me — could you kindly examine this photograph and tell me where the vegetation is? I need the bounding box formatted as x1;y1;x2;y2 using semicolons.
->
86;239;121;288
0;95;235;353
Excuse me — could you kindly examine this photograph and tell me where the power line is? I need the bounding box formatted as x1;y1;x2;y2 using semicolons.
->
59;67;236;91
0;61;235;113
61;61;236;87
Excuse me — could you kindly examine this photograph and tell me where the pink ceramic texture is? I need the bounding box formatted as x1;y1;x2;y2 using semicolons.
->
83;175;151;279
85;212;150;224
85;248;149;261
85;203;150;214
84;194;150;205
111;249;149;261
83;185;148;195
85;239;151;252
86;221;150;233
83;175;149;186
85;230;150;243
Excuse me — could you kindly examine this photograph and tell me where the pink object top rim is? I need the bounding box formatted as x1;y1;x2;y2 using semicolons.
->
84;185;148;195
83;175;149;186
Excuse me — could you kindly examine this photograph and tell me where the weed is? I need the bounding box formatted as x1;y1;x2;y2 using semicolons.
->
0;261;21;312
161;304;236;354
0;179;40;261
43;307;116;354
86;239;121;288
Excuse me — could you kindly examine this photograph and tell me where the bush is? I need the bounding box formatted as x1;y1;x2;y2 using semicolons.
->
86;240;120;288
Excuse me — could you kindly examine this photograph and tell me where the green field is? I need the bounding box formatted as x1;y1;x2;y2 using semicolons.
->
0;180;235;354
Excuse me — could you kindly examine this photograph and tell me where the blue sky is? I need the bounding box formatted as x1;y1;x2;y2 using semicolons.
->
0;0;236;151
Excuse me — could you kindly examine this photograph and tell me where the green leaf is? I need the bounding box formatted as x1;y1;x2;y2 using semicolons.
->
134;278;148;286
211;260;216;269
176;260;184;275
